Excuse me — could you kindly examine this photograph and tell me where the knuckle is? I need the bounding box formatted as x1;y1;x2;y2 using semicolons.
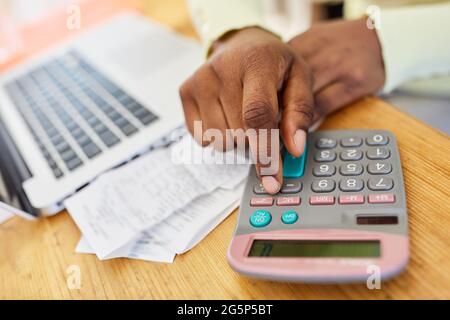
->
243;100;274;129
349;67;366;84
179;81;191;100
289;102;314;122
242;44;286;72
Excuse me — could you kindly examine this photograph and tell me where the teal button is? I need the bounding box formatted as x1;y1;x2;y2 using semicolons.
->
281;210;298;224
250;210;272;228
283;145;308;178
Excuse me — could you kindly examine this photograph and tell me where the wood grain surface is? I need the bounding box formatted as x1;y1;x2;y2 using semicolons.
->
0;0;449;299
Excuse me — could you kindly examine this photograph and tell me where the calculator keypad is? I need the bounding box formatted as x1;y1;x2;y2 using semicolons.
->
244;131;402;230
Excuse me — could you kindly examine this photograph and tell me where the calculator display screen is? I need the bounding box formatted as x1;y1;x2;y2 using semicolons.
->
248;240;380;258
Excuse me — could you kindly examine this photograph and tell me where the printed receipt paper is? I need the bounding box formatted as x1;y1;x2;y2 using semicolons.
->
64;136;249;262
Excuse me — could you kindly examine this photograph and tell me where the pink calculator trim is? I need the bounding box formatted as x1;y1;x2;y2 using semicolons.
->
227;229;408;283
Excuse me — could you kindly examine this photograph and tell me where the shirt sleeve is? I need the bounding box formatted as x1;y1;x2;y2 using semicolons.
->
187;0;270;56
376;2;450;93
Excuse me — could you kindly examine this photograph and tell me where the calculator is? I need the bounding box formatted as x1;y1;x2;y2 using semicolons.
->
227;130;408;283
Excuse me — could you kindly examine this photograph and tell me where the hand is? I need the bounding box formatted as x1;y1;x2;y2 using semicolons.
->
180;27;314;194
288;18;385;120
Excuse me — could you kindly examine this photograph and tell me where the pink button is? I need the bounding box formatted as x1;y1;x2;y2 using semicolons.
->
250;197;274;207
339;194;365;204
276;196;301;206
369;193;396;204
309;195;335;205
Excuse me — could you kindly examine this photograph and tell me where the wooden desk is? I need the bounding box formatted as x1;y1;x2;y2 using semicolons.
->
1;0;449;299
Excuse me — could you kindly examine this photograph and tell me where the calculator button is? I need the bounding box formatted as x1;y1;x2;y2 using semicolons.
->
250;210;272;228
340;163;363;176
283;150;307;178
281;181;302;194
281;210;299;224
250;197;274;207
340;149;363;161
366;134;389;146
313;164;336;177
314;150;336;162
253;183;267;194
315;138;337;149
310;195;335;205
368;193;396;203
367;147;390;160
277;196;301;206
339;178;364;192
367;162;392;175
368;178;394;191
311;179;335;192
340;137;362;147
339;195;365;204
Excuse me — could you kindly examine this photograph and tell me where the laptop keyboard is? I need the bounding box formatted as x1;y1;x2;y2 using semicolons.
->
3;51;158;179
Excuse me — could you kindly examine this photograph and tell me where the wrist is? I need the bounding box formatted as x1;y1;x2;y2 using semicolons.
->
209;26;281;57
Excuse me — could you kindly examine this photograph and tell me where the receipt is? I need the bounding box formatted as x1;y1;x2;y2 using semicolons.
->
75;184;243;262
66;135;249;260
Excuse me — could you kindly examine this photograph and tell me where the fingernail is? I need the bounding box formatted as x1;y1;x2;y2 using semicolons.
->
262;176;280;194
294;130;307;156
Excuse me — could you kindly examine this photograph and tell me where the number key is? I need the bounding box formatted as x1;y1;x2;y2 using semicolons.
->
312;179;335;193
367;147;390;160
367;162;392;175
339;178;364;192
367;134;389;146
368;177;394;191
340;149;363;161
314;150;336;162
313;164;336;177
340;163;363;176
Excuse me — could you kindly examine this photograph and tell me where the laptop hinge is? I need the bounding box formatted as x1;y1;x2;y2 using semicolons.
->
0;116;39;217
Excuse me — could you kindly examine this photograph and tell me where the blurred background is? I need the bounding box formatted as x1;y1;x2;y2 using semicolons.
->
0;0;448;134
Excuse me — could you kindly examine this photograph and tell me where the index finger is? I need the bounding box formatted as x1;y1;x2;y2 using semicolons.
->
242;70;283;194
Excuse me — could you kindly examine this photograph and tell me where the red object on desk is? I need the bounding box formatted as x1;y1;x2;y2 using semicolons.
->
0;0;142;72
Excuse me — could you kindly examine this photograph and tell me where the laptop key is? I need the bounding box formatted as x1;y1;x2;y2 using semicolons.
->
82;142;101;159
66;156;83;171
76;134;91;146
99;130;120;147
55;142;71;154
121;123;138;136
60;149;77;162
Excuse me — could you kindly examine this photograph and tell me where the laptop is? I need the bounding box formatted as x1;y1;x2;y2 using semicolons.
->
0;13;202;217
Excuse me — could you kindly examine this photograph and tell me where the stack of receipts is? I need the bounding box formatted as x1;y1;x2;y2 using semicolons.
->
65;135;250;263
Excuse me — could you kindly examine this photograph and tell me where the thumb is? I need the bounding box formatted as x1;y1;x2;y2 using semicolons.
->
280;58;314;157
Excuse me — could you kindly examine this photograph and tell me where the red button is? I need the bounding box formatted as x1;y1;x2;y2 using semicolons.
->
277;196;301;206
250;197;274;206
309;195;335;205
368;193;396;204
339;194;365;204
